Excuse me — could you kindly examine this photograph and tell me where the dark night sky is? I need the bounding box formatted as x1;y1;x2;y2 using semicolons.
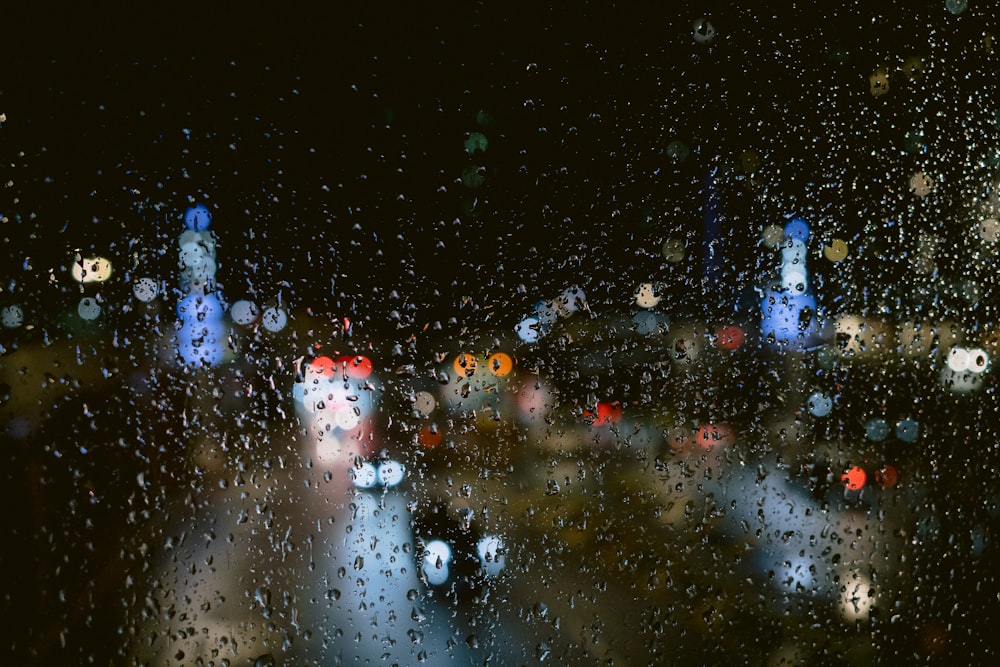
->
3;3;996;327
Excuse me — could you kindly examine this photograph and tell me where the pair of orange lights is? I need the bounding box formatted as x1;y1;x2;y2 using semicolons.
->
452;352;514;378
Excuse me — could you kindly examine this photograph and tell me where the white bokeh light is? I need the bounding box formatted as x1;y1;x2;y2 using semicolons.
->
422;539;452;586
947;346;971;372
634;282;661;308
77;297;102;320
477;535;506;577
350;462;378;488
261;306;288;332
377;460;405;487
132;277;158;302
1;304;24;328
230;300;259;325
838;572;875;621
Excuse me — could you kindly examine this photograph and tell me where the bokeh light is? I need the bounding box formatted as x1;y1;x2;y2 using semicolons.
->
633;282;661;308
419;424;443;448
661;238;685;262
414;391;436;414
585;401;623;426
823;239;848;262
422;539;452;586
477;536;505;577
865;418;890;442
874;465;899;488
896;418;920;443
486;352;513;376
841;466;866;491
515;316;541;343
132;277;158;303
377;459;405;487
694;423;735;449
807;392;833;417
183;203;212;231
261;306;288;332
715;324;745;350
340;355;373;379
230;300;259;325
453;353;478;378
77;297;101;321
71;256;113;283
838;572;875;621
1;304;24;328
350;462;378;488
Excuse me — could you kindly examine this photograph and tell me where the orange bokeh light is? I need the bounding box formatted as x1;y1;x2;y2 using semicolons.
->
487;352;514;376
842;466;867;491
453;353;478;378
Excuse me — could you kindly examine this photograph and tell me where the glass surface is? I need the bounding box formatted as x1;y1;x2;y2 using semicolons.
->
2;4;998;665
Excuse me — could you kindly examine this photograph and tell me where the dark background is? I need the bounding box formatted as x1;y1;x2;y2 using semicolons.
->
2;2;999;664
5;2;995;329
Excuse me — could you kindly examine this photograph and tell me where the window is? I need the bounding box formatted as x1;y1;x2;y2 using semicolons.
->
2;4;997;665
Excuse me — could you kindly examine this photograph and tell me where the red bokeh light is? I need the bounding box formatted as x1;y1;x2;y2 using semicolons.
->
584;401;623;426
694;423;735;448
419;424;443;448
874;465;898;488
715;325;745;351
338;355;373;379
308;356;336;377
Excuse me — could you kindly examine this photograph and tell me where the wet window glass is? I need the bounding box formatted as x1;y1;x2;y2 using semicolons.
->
3;4;998;665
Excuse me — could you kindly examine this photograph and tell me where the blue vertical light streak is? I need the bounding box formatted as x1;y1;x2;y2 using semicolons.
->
176;205;225;367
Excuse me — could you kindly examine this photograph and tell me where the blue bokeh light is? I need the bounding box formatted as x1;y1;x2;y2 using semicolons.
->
176;318;226;366
177;293;224;323
784;217;810;243
184;203;213;231
760;290;817;342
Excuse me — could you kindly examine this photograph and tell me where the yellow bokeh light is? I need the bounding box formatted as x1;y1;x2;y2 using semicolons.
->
823;238;848;262
634;283;661;308
761;225;784;248
661;239;685;263
979;218;999;243
71;256;113;283
909;172;933;198
835;315;892;358
869;67;889;97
